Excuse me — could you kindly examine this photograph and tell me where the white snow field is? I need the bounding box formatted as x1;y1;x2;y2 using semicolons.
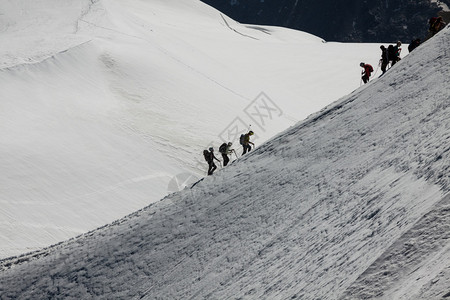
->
1;2;450;299
0;0;384;259
0;0;450;300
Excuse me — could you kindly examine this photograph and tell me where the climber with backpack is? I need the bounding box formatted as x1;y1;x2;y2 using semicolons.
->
219;142;237;166
360;62;374;84
387;44;395;67
379;45;389;74
429;16;446;36
203;147;221;175
393;41;402;64
408;39;421;53
240;130;255;155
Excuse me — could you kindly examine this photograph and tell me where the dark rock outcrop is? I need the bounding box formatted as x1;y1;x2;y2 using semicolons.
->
201;0;449;42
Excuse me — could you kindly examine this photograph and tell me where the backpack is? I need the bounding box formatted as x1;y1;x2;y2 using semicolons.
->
388;45;395;60
239;134;245;145
429;17;438;30
408;39;420;53
368;64;373;72
203;150;211;162
219;143;227;154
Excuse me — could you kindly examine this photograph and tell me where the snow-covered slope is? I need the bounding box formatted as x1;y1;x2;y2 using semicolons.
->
1;19;449;300
0;0;382;258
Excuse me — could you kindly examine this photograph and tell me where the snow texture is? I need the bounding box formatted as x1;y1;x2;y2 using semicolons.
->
0;0;382;259
1;0;450;299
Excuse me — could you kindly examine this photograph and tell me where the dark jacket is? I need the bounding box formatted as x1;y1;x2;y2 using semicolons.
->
380;47;388;63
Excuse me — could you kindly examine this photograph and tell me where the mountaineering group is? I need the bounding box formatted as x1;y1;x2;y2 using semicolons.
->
359;15;447;84
203;131;254;176
203;16;447;176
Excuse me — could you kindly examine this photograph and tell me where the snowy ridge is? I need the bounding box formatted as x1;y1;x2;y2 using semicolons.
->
0;0;383;258
1;23;449;300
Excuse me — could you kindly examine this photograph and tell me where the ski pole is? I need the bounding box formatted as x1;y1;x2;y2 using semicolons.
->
373;62;380;77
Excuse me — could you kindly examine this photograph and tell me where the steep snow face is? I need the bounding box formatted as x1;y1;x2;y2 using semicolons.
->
0;21;449;300
0;0;382;258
